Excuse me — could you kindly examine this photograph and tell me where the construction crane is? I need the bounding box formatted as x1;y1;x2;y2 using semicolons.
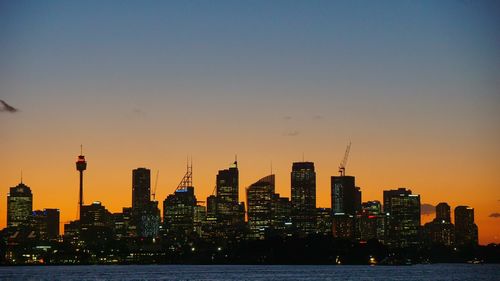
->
152;170;159;201
338;141;351;176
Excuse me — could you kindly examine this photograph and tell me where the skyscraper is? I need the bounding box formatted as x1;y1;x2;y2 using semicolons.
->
423;202;454;246
436;202;451;222
331;176;361;215
291;162;316;235
132;168;151;210
216;161;240;228
131;168;159;238
163;186;197;237
454;206;478;246
7;182;33;228
246;174;275;239
383;188;421;248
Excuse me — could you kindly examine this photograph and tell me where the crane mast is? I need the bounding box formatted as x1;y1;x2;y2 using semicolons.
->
338;141;351;176
152;170;159;201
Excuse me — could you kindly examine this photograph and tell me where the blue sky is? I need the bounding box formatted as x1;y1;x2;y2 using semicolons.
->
0;0;499;242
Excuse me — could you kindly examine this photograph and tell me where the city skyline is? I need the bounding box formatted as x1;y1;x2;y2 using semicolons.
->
1;149;493;244
1;0;499;247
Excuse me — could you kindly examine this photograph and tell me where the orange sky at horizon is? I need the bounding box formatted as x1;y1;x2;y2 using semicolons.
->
1;134;498;245
1;0;499;246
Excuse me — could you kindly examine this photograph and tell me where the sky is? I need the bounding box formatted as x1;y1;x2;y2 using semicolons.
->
1;0;499;244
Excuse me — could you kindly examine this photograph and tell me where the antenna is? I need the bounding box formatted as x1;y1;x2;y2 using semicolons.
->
80;144;83;155
175;160;193;192
270;161;273;175
20;170;23;184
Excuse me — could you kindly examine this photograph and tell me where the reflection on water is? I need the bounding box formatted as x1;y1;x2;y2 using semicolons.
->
0;264;498;281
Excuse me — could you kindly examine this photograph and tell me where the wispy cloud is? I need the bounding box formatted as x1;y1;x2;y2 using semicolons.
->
421;203;435;216
0;100;18;113
489;212;500;218
283;130;299;137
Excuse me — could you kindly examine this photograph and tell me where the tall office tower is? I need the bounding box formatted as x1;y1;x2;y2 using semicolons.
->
163;186;197;237
454;206;478;246
216;161;240;228
163;163;198;238
383;188;421;248
246;175;275;239
132;168;151;210
7;182;33;228
32;209;60;240
423;202;454;246
291;162;316;235
76;148;87;219
131;168;159;238
436;202;451;222
331;176;361;215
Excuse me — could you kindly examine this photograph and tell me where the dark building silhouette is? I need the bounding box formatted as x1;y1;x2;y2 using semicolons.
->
193;205;207;237
331;176;361;215
216;161;239;224
31;209;60;240
163;187;197;237
436;202;451;222
383;188;421;248
131;168;160;238
272;194;292;235
132;168;151;210
246;175;275;239
81;201;112;227
331;175;362;240
80;201;114;246
206;195;217;221
291;162;316;235
63;221;80;244
213;161;245;238
454;206;478;246
139;201;161;238
357;201;387;243
112;207;133;240
7;182;33;228
163;163;206;239
76;149;87;219
316;208;332;236
423;202;454;246
203;194;219;239
332;213;355;238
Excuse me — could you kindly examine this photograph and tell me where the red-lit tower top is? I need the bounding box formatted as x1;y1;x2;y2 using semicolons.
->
76;155;87;171
76;145;87;171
